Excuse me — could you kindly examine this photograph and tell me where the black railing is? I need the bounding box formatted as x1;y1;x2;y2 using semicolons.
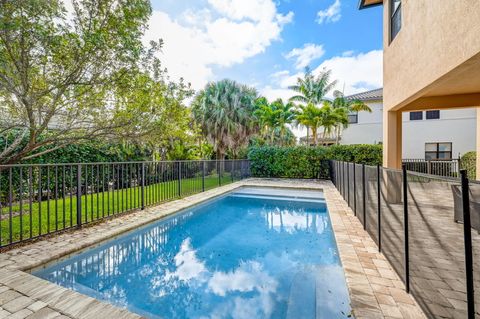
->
331;160;478;319
0;160;250;248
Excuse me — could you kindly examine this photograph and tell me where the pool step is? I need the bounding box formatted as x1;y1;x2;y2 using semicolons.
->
286;267;317;319
229;193;326;203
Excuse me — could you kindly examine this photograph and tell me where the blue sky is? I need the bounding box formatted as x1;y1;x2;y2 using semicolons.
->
146;0;383;100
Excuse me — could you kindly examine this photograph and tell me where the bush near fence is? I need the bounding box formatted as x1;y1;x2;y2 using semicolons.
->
247;145;382;178
461;151;476;180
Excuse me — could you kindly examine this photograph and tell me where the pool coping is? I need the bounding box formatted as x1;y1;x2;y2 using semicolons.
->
0;178;426;319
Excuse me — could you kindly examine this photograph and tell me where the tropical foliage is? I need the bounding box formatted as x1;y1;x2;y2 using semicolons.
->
289;68;337;143
254;98;296;145
289;68;337;105
294;104;324;146
0;0;376;164
191;79;258;159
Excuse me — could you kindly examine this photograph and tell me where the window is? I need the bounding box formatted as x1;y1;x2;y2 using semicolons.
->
410;111;423;121
425;143;452;160
390;0;401;41
348;113;358;124
426;110;440;120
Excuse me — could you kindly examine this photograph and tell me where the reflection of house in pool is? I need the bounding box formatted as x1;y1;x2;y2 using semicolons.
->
264;208;328;234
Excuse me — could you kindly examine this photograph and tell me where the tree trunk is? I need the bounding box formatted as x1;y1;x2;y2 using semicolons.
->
216;149;225;160
312;127;317;146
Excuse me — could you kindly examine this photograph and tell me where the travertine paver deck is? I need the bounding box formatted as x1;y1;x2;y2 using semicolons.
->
0;178;426;319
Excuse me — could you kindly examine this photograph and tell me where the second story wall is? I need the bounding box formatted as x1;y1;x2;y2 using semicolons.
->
341;100;477;158
383;0;480;111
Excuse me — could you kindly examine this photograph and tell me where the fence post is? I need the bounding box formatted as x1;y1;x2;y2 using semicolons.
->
231;161;234;183
402;164;410;293
461;169;475;319
347;163;350;207
353;164;356;216
457;158;462;177
202;161;205;192
178;162;182;197
330;160;335;184
141;163;145;210
218;161;221;186
377;164;382;252
362;163;366;230
340;162;343;194
76;164;82;228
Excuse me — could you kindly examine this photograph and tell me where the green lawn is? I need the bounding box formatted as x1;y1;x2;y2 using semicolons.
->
0;173;236;246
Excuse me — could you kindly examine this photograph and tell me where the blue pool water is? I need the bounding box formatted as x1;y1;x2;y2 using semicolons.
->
34;187;351;319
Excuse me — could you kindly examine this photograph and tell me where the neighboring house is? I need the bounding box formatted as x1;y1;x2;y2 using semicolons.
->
359;0;480;177
341;88;477;159
299;133;337;146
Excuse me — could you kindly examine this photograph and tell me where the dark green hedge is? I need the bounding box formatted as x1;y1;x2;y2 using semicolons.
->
461;151;476;180
22;141;151;164
248;144;382;179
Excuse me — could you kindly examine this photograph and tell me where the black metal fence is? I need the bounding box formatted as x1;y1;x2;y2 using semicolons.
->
0;160;250;248
331;160;479;319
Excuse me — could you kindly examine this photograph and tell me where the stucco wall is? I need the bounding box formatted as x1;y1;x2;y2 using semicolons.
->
383;0;480;111
341;101;477;158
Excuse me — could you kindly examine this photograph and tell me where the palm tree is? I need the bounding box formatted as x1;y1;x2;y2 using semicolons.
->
191;79;258;159
255;98;296;145
319;102;349;144
331;90;372;144
254;97;277;142
289;68;337;144
294;103;324;146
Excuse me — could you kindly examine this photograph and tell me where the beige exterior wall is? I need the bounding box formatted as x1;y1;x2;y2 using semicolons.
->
380;0;480;174
383;0;480;112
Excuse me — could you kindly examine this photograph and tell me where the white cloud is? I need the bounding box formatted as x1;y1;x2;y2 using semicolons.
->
266;50;382;99
261;49;382;138
285;43;325;70
316;0;342;24
313;49;383;95
144;1;294;89
260;86;294;102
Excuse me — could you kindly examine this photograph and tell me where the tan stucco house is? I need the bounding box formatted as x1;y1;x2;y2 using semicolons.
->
360;0;480;178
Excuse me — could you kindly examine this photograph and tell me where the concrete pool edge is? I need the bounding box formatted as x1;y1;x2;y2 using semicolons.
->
0;179;425;319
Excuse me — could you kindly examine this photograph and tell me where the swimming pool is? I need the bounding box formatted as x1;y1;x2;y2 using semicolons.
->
34;187;351;318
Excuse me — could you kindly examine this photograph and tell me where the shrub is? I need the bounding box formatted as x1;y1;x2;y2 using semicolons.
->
460;151;476;180
325;144;382;165
247;144;382;179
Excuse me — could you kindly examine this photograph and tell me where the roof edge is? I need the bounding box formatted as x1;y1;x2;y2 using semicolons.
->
345;88;383;101
358;0;383;10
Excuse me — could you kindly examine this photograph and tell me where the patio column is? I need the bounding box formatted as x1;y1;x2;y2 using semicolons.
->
476;108;480;180
383;110;403;169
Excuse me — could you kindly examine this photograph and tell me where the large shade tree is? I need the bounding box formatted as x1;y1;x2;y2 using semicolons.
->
192;79;258;159
0;0;191;164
